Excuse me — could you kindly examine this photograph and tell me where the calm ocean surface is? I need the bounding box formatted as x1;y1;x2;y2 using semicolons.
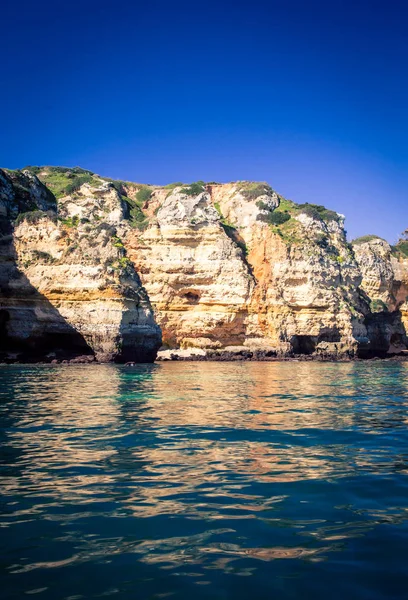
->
1;362;408;599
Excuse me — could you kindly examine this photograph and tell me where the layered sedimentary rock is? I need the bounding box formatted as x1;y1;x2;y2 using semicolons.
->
1;166;407;361
126;182;371;357
125;188;254;349
353;237;408;355
0;169;161;362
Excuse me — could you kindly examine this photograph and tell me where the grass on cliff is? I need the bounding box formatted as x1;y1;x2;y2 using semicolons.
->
296;203;340;223
257;203;291;226
256;191;343;250
59;215;80;228
352;234;386;245
239;181;274;200
26;167;156;230
256;195;293;229
179;181;206;196
270;197;341;225
15;210;57;226
164;182;184;190
121;194;150;230
257;195;345;250
392;240;408;258
24;166;102;198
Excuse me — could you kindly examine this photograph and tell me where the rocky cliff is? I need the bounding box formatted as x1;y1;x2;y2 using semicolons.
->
125;182;370;358
0;168;161;362
353;235;408;355
0;166;406;361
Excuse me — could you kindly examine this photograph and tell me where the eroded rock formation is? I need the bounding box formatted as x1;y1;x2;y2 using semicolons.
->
126;182;371;357
353;237;408;355
0;169;161;362
0;166;406;361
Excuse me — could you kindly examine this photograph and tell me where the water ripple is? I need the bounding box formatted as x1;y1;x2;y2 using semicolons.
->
1;361;408;599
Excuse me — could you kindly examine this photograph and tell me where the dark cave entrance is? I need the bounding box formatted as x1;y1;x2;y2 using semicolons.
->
183;291;200;303
0;310;10;349
291;335;317;355
0;308;94;360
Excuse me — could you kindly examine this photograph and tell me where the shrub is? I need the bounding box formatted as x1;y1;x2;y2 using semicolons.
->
130;205;146;222
393;240;408;258
297;203;340;223
214;202;222;216
298;204;321;220
256;200;270;211
15;210;57;226
131;218;149;231
40;166;93;176
370;299;388;313
60;216;79;228
64;174;93;195
240;182;273;201
128;203;149;230
112;236;124;248
164;182;184;189
31;250;55;263
180;181;206;196
22;165;41;174
259;211;291;226
109;180;126;195
135;186;152;204
118;257;132;269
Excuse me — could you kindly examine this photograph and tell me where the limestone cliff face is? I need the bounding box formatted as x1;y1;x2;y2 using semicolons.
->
125;182;371;357
353;237;408;354
215;185;368;356
125;187;254;349
1;166;406;360
0;169;161;362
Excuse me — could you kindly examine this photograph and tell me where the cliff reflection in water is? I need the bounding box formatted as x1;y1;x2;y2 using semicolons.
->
2;362;408;504
1;362;408;599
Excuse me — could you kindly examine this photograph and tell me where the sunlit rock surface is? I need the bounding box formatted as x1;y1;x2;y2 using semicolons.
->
1;167;407;360
0;168;161;362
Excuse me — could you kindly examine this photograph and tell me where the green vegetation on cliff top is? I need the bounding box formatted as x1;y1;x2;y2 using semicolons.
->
352;234;387;245
351;232;408;260
13;167;355;245
180;181;206;196
392;239;408;259
239;181;274;201
24;166;101;198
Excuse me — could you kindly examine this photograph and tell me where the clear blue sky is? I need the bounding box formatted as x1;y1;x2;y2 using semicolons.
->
2;0;407;242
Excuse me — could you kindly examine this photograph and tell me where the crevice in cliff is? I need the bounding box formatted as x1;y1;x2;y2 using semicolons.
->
219;222;255;280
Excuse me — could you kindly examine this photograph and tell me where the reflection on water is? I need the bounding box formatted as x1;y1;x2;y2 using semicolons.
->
1;362;408;599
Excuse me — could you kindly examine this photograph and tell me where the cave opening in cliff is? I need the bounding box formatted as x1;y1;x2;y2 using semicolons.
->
0;310;10;349
291;335;317;355
183;291;200;303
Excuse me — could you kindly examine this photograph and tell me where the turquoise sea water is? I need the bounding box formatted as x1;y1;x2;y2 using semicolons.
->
1;361;408;599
